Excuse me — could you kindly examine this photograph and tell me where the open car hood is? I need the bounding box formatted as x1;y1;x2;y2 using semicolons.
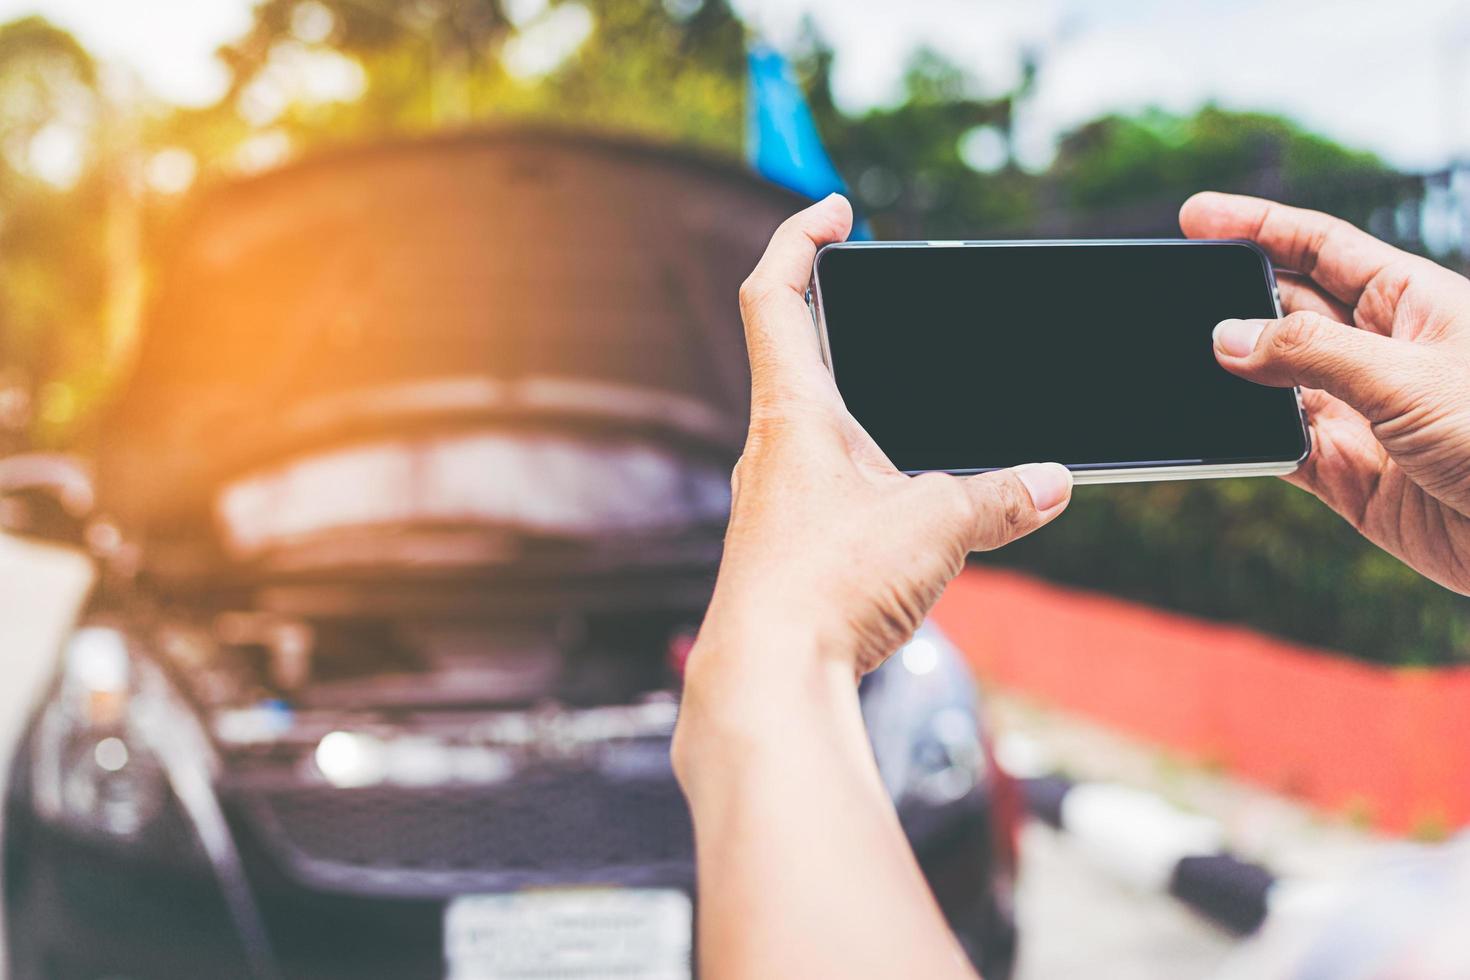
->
99;129;803;534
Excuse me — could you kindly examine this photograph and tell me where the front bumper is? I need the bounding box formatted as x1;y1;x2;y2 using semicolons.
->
5;750;701;980
6;807;695;980
5;681;1014;980
6;791;1013;980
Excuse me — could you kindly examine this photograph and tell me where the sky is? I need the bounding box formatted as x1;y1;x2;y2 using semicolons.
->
2;0;1469;172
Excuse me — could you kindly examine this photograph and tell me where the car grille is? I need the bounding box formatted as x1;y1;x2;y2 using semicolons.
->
228;769;695;898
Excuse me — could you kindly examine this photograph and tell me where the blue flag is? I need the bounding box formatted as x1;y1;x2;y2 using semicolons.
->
746;43;870;238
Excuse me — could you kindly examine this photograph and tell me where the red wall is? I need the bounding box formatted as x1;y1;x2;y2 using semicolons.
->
933;567;1470;834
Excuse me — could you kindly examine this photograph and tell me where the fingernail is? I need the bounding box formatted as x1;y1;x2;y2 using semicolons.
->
1015;462;1072;511
1214;318;1267;357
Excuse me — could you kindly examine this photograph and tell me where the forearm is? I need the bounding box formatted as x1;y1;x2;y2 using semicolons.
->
674;626;978;980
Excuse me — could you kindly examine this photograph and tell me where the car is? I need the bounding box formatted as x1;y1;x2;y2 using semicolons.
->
0;129;1021;980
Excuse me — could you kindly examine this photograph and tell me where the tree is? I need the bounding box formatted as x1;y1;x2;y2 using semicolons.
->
199;0;747;159
1021;105;1399;237
798;39;1035;239
1050;105;1390;209
0;17;121;451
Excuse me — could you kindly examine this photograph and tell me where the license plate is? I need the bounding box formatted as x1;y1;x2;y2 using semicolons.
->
444;888;692;980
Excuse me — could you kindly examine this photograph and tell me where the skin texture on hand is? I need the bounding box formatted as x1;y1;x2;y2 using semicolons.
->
673;194;1071;980
1181;192;1470;594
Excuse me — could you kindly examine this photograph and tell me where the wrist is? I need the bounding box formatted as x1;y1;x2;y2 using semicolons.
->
681;602;853;729
673;616;867;805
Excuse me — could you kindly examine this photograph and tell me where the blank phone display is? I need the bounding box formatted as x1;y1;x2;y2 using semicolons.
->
814;242;1307;474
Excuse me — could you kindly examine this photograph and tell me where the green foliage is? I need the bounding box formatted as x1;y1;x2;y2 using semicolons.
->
218;0;514;122
1048;105;1391;209
509;0;745;152
208;0;745;155
0;17;118;451
801;44;1035;239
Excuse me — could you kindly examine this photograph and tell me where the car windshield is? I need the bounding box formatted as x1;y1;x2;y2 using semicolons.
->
215;430;731;559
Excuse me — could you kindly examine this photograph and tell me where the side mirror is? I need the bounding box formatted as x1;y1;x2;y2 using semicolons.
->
0;454;96;546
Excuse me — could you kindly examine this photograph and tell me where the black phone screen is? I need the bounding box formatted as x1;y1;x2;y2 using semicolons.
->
813;242;1308;474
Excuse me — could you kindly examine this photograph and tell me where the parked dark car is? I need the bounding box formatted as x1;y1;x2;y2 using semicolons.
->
0;130;1021;980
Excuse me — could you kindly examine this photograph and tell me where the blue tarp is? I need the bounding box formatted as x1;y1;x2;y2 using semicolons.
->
746;43;869;238
746;43;849;201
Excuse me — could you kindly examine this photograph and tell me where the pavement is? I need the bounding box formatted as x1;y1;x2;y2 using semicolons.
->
1015;822;1237;979
990;692;1386;980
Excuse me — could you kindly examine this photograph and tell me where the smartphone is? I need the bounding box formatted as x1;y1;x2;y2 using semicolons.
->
810;240;1310;484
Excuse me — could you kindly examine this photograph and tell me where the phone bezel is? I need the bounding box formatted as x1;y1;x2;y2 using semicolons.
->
808;239;1312;485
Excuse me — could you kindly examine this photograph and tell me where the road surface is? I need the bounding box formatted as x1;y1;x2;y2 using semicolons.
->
993;693;1385;980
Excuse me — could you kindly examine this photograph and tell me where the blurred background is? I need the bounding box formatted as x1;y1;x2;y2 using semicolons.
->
4;0;1470;663
1;1;1469;978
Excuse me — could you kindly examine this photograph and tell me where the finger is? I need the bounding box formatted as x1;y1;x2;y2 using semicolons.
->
739;195;854;391
1212;311;1433;424
1180;192;1412;306
957;463;1072;552
1298;386;1362;425
1277;272;1353;323
746;193;853;298
1285;388;1383;491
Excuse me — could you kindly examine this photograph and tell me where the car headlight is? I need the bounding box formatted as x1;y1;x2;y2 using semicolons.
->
862;625;988;808
31;626;176;843
907;705;985;806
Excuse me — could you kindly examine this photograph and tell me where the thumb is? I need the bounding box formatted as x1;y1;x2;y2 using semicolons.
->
1213;311;1431;424
956;463;1073;552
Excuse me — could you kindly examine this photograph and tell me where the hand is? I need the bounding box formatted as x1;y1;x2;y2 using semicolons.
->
1181;192;1470;594
678;194;1072;755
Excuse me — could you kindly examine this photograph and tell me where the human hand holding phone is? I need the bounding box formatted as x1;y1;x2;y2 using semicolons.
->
679;194;1072;714
1182;191;1470;595
672;193;1067;980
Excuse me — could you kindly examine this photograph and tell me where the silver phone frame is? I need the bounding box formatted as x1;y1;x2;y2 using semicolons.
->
808;239;1311;486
